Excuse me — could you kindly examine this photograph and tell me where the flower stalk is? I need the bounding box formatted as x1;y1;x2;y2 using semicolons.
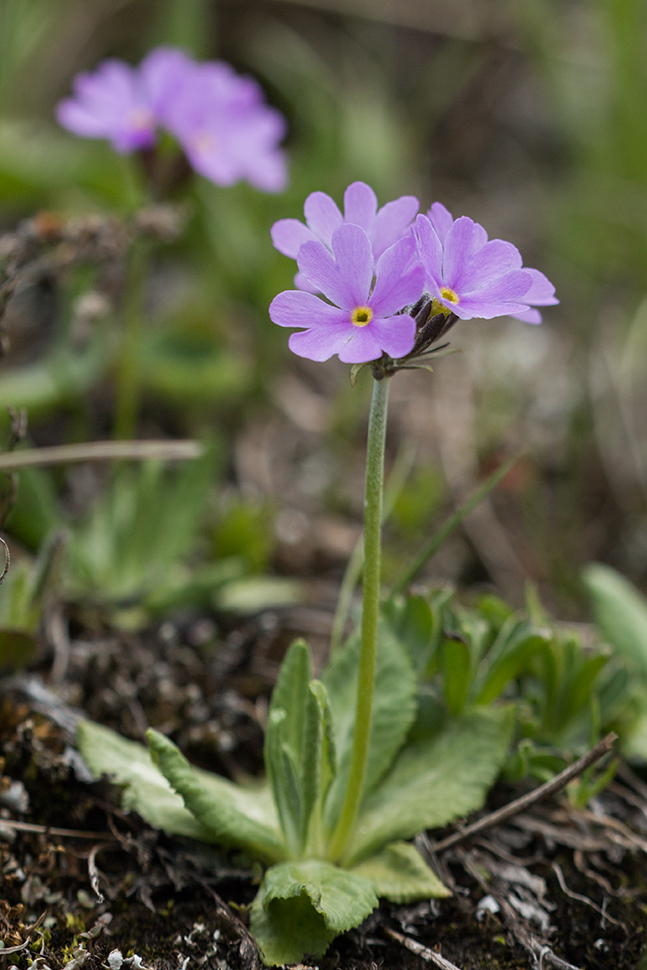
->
327;373;390;862
114;239;149;440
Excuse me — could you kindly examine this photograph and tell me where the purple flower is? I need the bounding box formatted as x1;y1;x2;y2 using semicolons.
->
418;203;558;322
271;182;419;288
56;59;156;153
269;224;425;363
152;52;288;193
56;47;288;192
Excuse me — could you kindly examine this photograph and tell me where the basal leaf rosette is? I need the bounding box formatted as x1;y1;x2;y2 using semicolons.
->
77;632;512;966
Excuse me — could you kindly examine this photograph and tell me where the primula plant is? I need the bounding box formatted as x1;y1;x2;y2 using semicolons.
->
78;184;558;965
57;46;288;193
56;47;288;440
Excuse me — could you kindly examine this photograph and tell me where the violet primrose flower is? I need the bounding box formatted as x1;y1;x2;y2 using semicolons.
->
154;54;288;192
269;224;425;363
419;203;559;322
270;192;558;364
56;47;288;192
56;60;156;153
271;181;419;290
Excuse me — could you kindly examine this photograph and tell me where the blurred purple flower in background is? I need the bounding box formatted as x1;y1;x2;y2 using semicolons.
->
151;49;288;193
56;60;157;153
269;224;425;363
417;203;559;322
57;47;288;192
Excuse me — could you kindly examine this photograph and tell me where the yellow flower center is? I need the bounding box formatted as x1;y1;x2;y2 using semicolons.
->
351;306;373;327
440;286;459;304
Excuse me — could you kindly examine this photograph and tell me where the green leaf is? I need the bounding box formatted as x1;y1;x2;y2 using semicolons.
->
345;706;513;865
350;841;450;902
265;640;312;852
322;619;417;827
441;635;472;715
268;640;312;757
265;711;301;853
382;593;436;674
147;729;286;863
583;563;647;678
79;720;280;839
475;625;549;705
568;652;609;716
249;860;378;966
77;720;212;843
623;709;647;762
265;641;337;855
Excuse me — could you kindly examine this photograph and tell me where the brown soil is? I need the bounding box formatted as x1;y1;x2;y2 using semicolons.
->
1;609;647;970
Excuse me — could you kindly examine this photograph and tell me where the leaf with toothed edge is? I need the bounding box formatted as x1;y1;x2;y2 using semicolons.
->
344;706;513;866
147;729;286;863
350;840;450;902
250;860;378;966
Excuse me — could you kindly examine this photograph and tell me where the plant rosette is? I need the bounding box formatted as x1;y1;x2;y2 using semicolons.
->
78;632;512;965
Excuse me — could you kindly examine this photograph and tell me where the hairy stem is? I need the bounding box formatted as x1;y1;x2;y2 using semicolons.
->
327;375;390;862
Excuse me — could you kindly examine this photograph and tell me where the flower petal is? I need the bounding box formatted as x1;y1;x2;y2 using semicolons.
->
442;217;479;288
461;269;533;303
510;307;543;324
337;327;385;364
370;195;420;258
242;147;288;193
140;46;194;117
464;239;523;285
271;218;316;258
469;222;489;253
415;214;444;289
427;202;454;243
303;191;343;246
289;326;356;361
521;268;559;306
369;313;417;358
451;299;534;320
294;270;318;293
269;289;348;329
370;236;425;316
329;224;374;306
343;181;378;231
297;239;353;308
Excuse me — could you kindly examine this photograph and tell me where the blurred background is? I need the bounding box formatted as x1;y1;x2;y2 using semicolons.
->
0;0;646;626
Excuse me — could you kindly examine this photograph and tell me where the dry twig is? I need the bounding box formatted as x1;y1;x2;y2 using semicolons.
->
0;439;202;471
384;926;464;970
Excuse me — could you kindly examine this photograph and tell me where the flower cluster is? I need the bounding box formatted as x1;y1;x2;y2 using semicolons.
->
57;47;288;192
269;186;558;364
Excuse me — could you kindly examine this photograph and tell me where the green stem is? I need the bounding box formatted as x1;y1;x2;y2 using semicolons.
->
329;442;415;655
113;241;149;440
327;375;390;862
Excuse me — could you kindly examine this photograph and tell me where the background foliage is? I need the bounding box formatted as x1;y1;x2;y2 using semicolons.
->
0;0;646;619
